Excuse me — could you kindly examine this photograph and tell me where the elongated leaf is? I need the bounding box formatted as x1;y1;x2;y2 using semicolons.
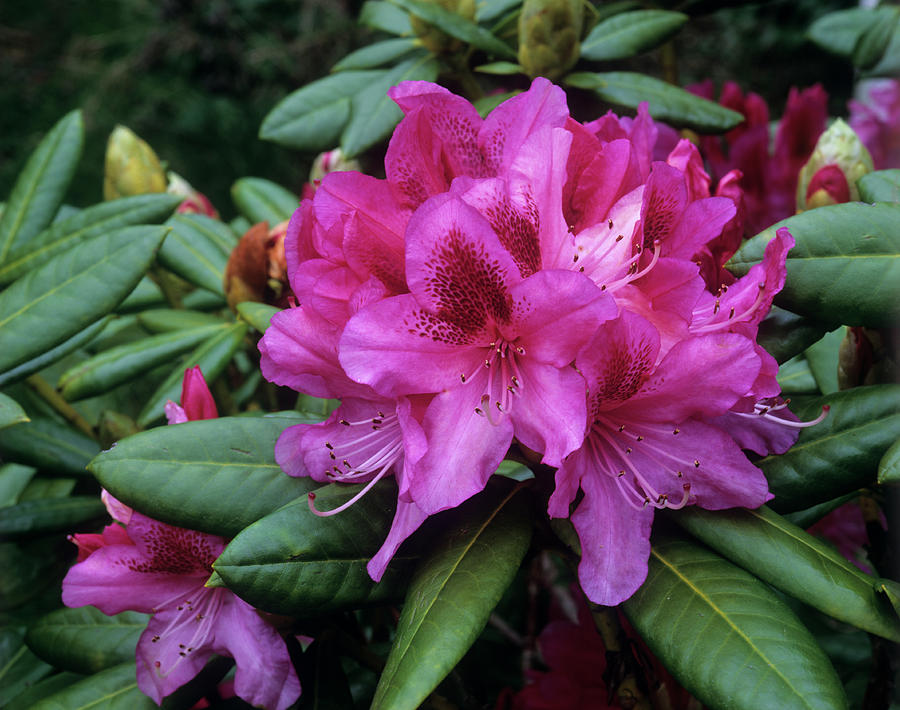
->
116;276;165;314
853;8;899;70
474;61;522;75
136;308;223;333
259;72;381;151
0;464;36;507
672;506;900;641
0;226;168;375
0;418;99;476
158;215;237;294
27;608;148;675
181;288;225;310
230;178;298;225
0;393;28;431
90;415;320;536
0;628;53;706
0;496;105;540
0;539;61;611
777;356;818;395
0;194;180;286
136;321;248;426
214;481;408;616
388;0;516;58
59;324;228;402
360;1;414;35
0;111;83;264
333;38;419;71
807;7;888;57
0;316;111;388
29;661;155;710
803;328;843;396
565;72;743;132
623;535;847;710
878;437;900;484
236;301;279;333
760;385;900;512
371;485;531;710
19;477;77;501
581;10;687;61
757;306;829;364
729;203;900;327
858;169;900;203
5;672;84;710
341;56;440;157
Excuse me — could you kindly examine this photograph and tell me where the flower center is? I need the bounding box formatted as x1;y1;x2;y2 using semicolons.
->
460;337;525;425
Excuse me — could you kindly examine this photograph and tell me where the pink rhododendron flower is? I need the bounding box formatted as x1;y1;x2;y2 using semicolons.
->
849;78;900;170
63;369;301;709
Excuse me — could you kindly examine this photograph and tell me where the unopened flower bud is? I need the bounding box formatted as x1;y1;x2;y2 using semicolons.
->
303;149;362;199
410;0;476;55
517;0;583;81
167;172;220;219
224;221;293;310
796;119;874;211
103;126;167;201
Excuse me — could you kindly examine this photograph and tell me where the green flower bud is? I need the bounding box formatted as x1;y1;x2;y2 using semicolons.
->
410;0;476;55
796;119;874;211
103;125;167;201
518;0;583;81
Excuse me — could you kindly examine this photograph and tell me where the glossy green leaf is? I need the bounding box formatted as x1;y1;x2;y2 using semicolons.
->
0;418;99;476
878;437;900;484
757;306;829;364
803;328;844;396
214;481;408;616
0;393;28;431
0;316;112;388
806;7;887;57
341;56;441;158
332;38;419;71
371;485;531;710
0;496;105;540
136;321;248;426
672;506;900;641
5;672;84;710
565;72;744;132
388;0;517;58
0;226;168;376
729;203;900;327
181;288;225;310
777;356;818;395
474;61;522;74
29;661;156;710
236;301;279;333
783;491;862;529
858;169;900;203
116;276;165;314
623;535;848;710
59;324;227;402
158;214;237;294
230;177;298;225
136;308;223;333
0;628;53;706
360;1;414;35
474;90;519;117
867;24;900;78
90;415;320;537
852;8;899;70
259;72;381;151
581;10;687;61
0;539;61;611
19;477;77;501
27;608;149;675
760;385;900;512
0;111;83;265
0;464;36;507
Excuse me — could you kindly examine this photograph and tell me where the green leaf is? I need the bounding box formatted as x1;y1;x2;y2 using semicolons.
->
0;225;168;376
29;661;156;710
333;38;420;71
0;496;106;540
0;194;181;286
757;306;829;364
580;10;687;61
565;72;744;132
728;203;900;328
181;288;225;311
388;0;517;59
623;535;848;710
0;628;53;706
230;177;298;225
5;672;84;710
760;385;900;512
26;608;149;675
474;61;522;74
0;538;61;612
858;169;900;204
360;1;414;35
0;418;99;476
19;477;77;501
341;56;440;157
0;393;28;431
477;0;521;23
473;90;519;117
214;480;408;617
259;72;381;151
852;8;900;70
136;321;249;427
158;214;237;295
878;437;900;484
777;355;819;395
58;325;227;402
672;506;900;642
136;308;223;333
236;301;279;333
0;316;112;388
90;415;319;537
867;23;900;78
806;7;887;57
803;328;844;396
116;276;165;314
371;485;531;710
0;464;36;507
0;111;84;265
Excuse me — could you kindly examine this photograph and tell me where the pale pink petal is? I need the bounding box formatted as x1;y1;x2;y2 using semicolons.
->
666;139;711;200
274;423;312;479
101;491;133;525
164;401;188;425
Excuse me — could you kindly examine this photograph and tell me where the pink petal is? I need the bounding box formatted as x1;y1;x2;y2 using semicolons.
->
572;139;642;234
274;422;312;479
164;401;188;425
179;367;218;422
102;491;133;525
666;139;711;201
367;498;428;582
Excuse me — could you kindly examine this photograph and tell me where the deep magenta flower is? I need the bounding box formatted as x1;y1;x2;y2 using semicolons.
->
849;78;900;170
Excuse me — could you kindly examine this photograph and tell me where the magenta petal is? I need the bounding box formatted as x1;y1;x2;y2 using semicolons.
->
367;498;428;582
573;139;642;233
666;139;711;200
274;422;312;479
711;407;799;456
179;367;218;422
639;162;687;250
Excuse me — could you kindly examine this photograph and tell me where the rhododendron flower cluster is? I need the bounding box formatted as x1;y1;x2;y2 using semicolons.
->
62;368;302;710
260;79;805;606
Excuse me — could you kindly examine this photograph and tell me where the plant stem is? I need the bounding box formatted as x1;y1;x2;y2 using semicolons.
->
25;374;95;438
